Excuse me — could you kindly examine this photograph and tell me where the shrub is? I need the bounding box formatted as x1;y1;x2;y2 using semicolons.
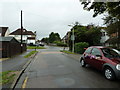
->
75;42;89;54
53;41;67;47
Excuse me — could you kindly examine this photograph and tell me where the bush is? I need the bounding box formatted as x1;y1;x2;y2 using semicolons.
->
53;41;67;47
75;42;89;54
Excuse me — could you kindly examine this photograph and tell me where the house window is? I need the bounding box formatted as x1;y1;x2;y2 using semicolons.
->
102;32;105;36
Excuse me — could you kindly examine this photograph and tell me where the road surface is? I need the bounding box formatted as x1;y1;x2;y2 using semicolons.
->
16;46;120;88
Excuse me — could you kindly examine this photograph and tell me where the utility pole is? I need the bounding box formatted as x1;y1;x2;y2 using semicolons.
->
72;28;75;53
21;10;23;53
34;31;36;51
68;25;75;53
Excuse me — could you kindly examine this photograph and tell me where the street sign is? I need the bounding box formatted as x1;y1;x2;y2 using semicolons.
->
71;35;75;40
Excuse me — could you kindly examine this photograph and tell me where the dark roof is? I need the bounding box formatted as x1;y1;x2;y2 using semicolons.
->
27;37;35;40
0;27;8;36
27;31;35;35
0;37;19;43
9;28;35;35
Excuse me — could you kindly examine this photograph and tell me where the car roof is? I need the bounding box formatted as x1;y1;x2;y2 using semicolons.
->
89;46;109;49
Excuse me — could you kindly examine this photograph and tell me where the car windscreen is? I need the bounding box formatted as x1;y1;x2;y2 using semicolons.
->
101;48;120;59
84;47;92;54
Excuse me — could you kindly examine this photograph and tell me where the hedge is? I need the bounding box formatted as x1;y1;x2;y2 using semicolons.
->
53;41;67;47
75;42;89;54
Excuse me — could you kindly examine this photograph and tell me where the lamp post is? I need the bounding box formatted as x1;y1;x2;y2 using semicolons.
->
68;25;75;53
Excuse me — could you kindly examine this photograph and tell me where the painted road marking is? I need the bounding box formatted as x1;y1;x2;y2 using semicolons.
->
22;76;28;88
41;52;62;54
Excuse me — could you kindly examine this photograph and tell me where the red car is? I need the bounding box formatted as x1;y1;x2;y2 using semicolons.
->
80;46;120;80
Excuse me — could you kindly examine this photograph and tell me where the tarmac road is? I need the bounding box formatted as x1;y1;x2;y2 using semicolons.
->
16;46;120;88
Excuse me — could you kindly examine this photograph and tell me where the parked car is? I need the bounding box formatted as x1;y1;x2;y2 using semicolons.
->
28;43;36;46
80;46;120;80
39;43;44;46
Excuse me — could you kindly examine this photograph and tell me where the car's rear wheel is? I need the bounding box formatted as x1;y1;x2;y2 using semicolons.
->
80;59;86;67
104;67;116;80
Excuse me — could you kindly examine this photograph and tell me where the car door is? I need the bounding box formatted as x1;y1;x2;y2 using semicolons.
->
84;47;93;64
89;48;104;70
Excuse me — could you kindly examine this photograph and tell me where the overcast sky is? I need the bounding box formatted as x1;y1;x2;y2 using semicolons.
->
1;0;105;39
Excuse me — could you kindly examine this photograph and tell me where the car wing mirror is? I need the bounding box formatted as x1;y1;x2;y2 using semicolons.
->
95;55;102;59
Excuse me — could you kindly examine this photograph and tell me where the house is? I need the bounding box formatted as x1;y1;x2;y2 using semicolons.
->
62;31;71;46
0;37;26;58
105;31;119;48
0;27;10;37
100;29;109;46
9;28;36;44
27;37;36;44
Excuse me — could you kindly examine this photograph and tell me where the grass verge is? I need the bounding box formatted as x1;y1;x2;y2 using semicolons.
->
0;58;9;62
0;71;18;85
60;50;75;54
27;46;46;49
24;51;38;58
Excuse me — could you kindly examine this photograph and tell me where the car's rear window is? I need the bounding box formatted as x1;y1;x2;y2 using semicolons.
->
101;48;120;58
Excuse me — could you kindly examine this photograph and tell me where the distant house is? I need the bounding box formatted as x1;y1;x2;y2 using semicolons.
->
0;37;26;58
100;29;109;46
0;27;10;37
62;31;71;46
9;28;36;44
27;37;36;44
105;31;119;48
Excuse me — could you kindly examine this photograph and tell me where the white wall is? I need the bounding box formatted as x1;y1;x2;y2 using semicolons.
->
5;28;10;37
9;34;36;44
9;35;32;40
27;40;35;44
100;29;109;44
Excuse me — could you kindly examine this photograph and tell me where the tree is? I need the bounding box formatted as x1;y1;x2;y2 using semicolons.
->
49;32;55;43
49;32;61;43
80;1;120;48
41;37;49;44
68;23;102;51
54;33;61;41
80;1;120;19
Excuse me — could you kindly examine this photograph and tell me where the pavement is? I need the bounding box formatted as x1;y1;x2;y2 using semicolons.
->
0;49;35;89
2;49;33;72
14;46;120;88
0;58;9;62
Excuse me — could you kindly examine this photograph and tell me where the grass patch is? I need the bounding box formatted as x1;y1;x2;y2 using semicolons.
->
27;46;46;49
24;51;38;58
60;50;75;54
0;71;18;85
